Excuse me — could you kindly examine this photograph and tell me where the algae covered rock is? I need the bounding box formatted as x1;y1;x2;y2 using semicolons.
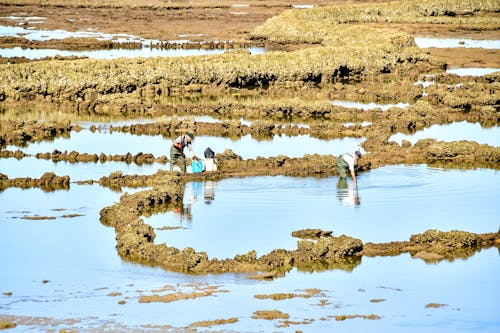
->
410;229;480;248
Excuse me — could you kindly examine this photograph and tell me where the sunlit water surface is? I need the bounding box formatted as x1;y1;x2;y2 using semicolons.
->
0;167;499;332
146;166;500;258
414;37;500;49
390;121;500;146
2;131;364;180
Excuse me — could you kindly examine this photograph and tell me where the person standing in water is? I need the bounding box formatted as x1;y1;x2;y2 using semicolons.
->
170;133;198;173
335;150;362;181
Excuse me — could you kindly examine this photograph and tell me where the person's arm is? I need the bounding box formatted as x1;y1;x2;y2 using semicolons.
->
350;169;356;181
186;142;197;159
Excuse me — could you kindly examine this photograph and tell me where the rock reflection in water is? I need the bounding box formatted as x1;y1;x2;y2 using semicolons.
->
150;166;499;259
390;121;500;147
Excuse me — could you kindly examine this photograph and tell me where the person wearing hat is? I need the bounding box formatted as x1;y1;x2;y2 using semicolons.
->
170;133;198;173
335;150;362;181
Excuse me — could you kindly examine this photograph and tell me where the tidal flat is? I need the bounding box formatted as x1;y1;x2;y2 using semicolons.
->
0;0;499;332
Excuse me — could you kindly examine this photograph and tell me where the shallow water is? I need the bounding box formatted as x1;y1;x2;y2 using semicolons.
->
414;37;500;49
0;25;266;59
0;24;141;42
2;131;364;179
1;169;499;332
390;121;500;147
146;166;500;258
0;45;266;60
330;100;410;111
446;68;499;76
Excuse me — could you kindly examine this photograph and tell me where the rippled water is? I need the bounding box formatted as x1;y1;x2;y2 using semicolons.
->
390;121;500;147
146;165;500;258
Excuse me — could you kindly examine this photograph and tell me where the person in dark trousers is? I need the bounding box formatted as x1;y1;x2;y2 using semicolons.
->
335;150;362;181
170;133;197;173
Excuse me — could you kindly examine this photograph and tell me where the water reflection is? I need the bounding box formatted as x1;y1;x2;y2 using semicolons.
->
0;45;266;60
149;166;499;259
4;131;364;171
331;99;410;111
203;180;216;204
390;121;500;147
336;178;360;207
414;37;500;49
1;171;499;332
446;68;499;76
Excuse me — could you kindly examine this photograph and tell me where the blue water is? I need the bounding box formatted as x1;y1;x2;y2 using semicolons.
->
1;168;499;332
1;131;364;180
147;166;500;258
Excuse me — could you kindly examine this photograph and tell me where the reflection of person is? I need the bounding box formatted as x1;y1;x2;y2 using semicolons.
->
203;147;217;172
335;150;362;181
336;178;360;206
170;133;198;173
203;180;216;204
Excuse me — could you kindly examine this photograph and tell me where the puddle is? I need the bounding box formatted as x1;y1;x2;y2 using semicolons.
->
446;68;499;76
145;165;500;259
390;121;500;147
292;5;315;9
0;24;141;42
331;100;410;111
414;37;500;49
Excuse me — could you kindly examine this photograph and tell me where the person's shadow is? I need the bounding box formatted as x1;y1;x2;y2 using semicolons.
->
336;178;360;206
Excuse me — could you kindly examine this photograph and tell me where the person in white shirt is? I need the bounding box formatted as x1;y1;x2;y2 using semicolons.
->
202;147;217;172
335;150;361;180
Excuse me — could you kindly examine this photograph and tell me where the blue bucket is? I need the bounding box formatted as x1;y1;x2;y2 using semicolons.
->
191;160;203;173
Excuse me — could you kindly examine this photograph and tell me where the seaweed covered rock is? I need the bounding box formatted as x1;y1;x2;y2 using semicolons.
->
410;229;480;249
295;234;363;260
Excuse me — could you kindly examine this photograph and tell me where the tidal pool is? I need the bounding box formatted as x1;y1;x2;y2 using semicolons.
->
446;68;499;76
330;100;410;111
389;121;500;147
414;37;500;49
0;45;266;60
1;169;499;332
2;131;364;179
146;165;500;259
